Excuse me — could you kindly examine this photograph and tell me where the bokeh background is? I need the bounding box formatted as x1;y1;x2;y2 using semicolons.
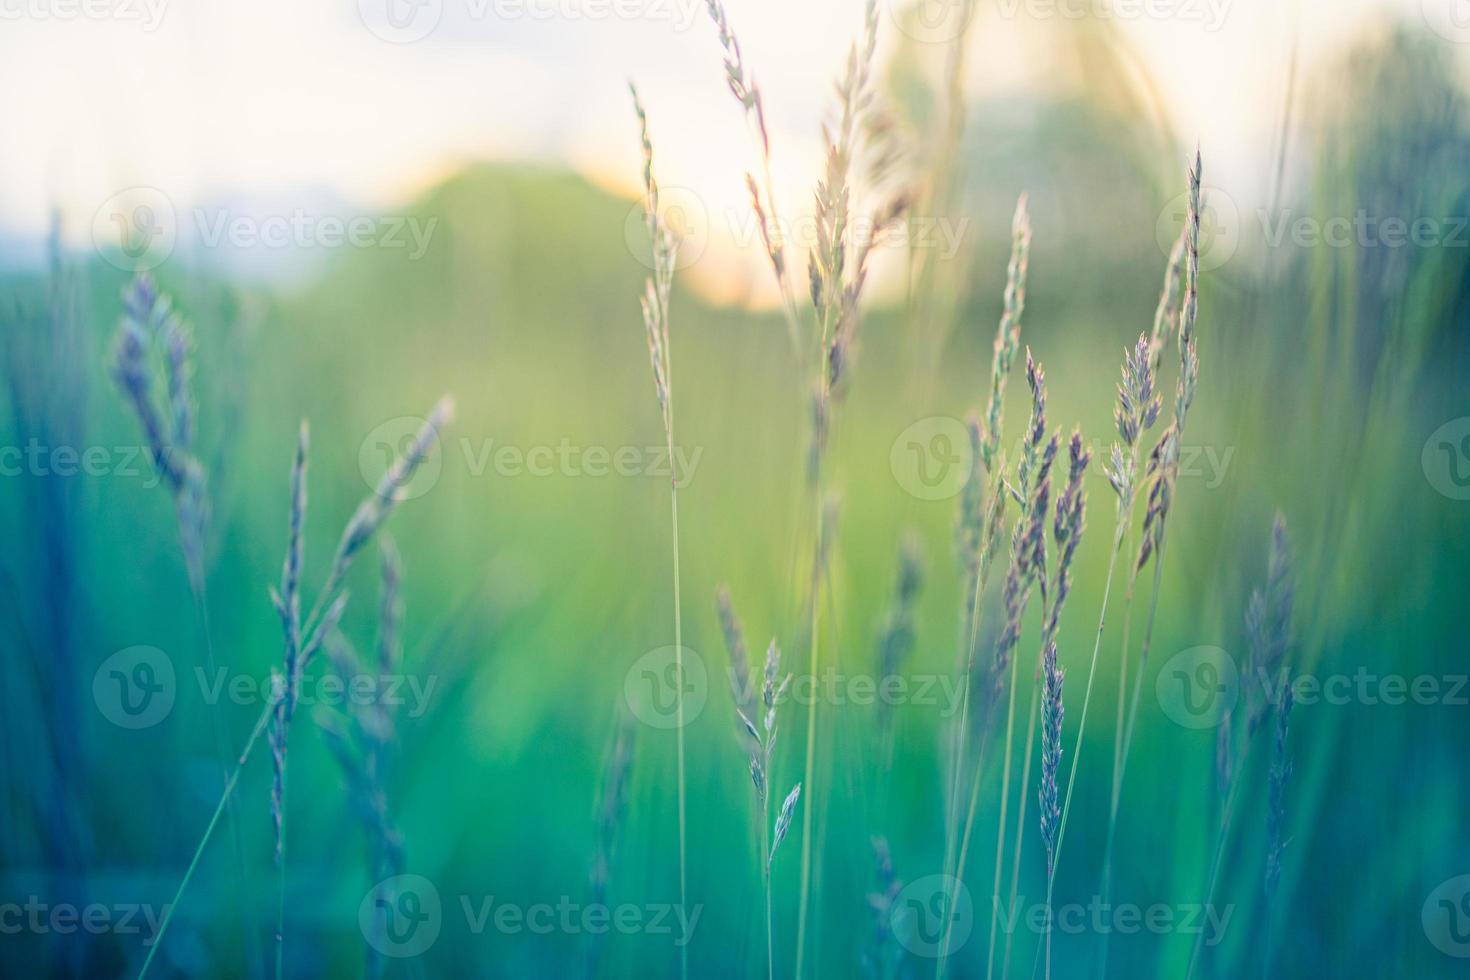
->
2;0;1469;977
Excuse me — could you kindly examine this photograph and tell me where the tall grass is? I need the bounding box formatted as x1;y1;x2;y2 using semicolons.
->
112;273;264;979
716;589;801;980
318;536;410;980
1097;152;1204;974
586;709;637;978
943;352;1057;973
939;194;1031;980
136;399;452;980
626;83;689;980
1185;516;1297;980
696;4;907;973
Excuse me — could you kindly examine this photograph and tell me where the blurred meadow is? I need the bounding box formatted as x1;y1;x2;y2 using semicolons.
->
1;1;1469;978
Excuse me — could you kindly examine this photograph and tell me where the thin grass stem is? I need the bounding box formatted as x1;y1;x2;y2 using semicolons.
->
137;695;279;980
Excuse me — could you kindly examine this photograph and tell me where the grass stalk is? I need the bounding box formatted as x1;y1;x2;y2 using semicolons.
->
137;695;279;980
794;463;825;980
1000;671;1039;980
669;445;688;980
984;644;1022;980
629;85;688;980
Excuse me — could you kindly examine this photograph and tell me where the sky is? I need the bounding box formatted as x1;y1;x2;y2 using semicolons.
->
0;0;1457;280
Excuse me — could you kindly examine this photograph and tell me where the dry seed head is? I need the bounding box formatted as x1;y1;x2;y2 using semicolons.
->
715;586;757;730
982;194;1032;473
1115;334;1161;449
274;421;310;721
1038;640;1065;876
1174;149;1203;434
1247;514;1295;733
876;534;924;728
1264;686;1294;900
762;639;783;719
329;397;453;602
1017;349;1048;499
771;783;802;861
1150;229;1187;373
956;413;986;575
376;534;403;676
113;274;211;579
1044;431;1090;641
